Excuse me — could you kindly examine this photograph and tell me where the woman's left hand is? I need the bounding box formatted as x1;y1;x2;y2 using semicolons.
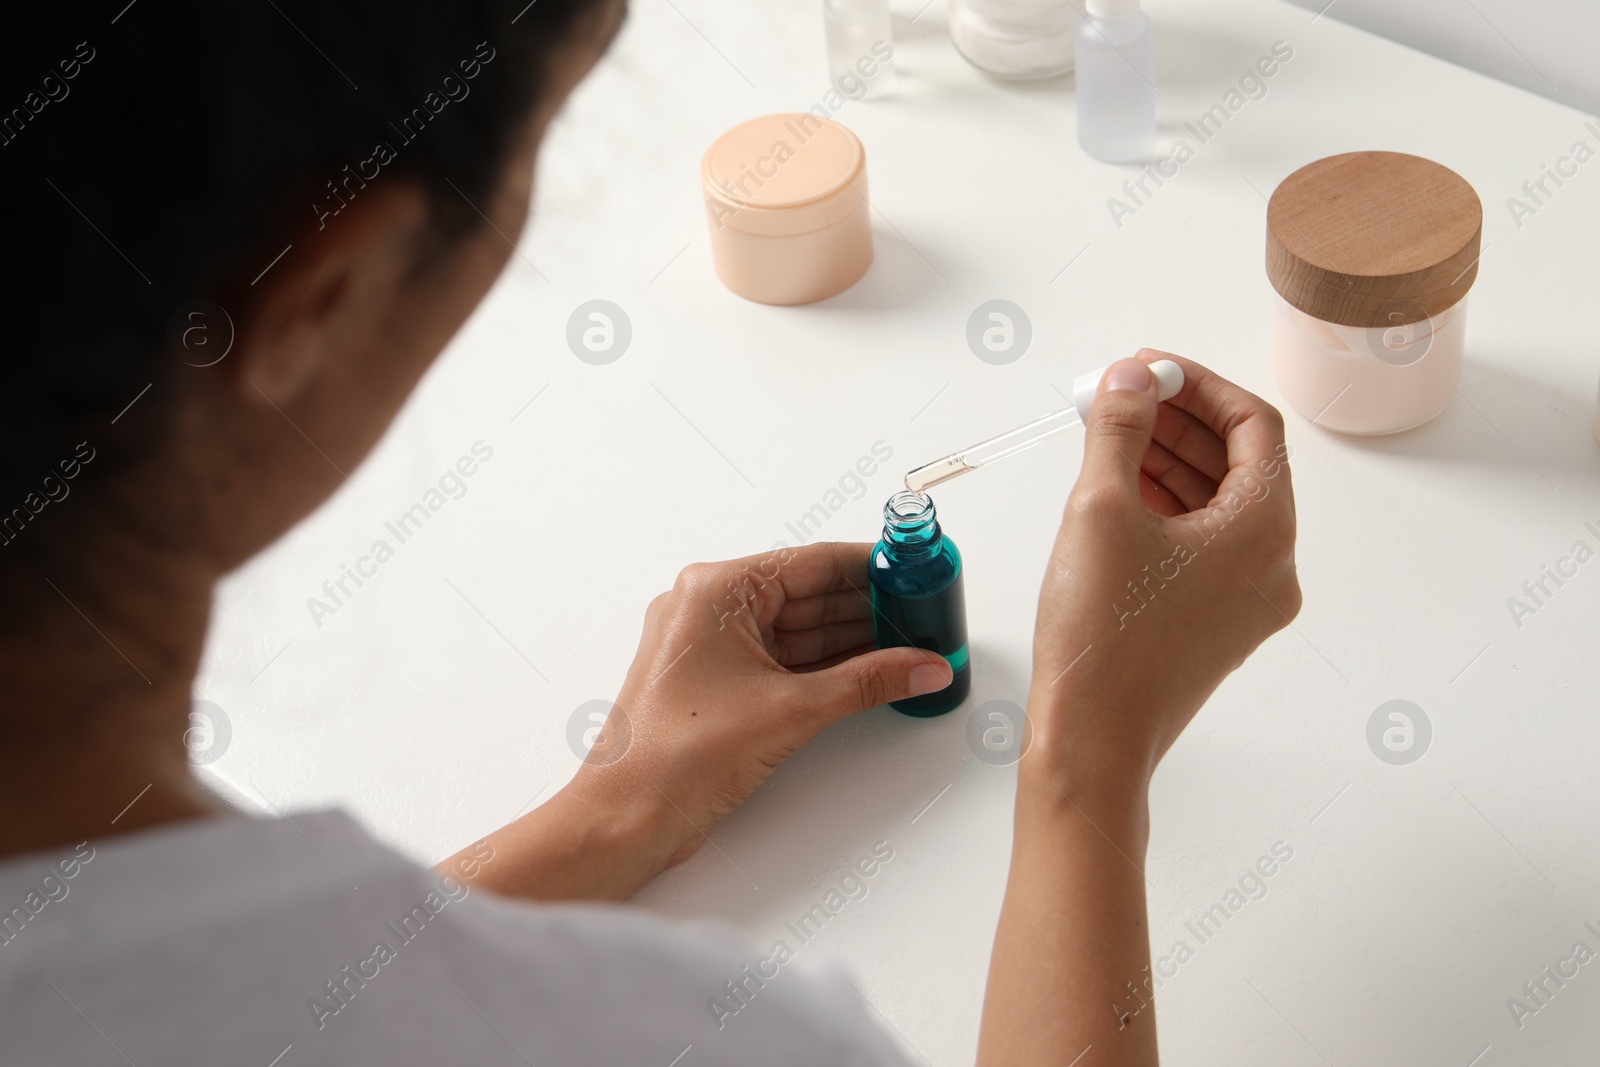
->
449;541;951;901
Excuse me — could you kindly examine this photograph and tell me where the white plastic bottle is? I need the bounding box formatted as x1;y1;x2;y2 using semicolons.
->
1074;0;1155;162
823;0;897;99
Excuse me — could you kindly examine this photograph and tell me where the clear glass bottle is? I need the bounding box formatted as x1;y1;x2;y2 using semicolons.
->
947;0;1076;81
823;0;897;100
870;491;970;717
1075;0;1155;162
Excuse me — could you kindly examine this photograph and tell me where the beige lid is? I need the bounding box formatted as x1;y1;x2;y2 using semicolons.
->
1266;151;1482;328
702;113;866;238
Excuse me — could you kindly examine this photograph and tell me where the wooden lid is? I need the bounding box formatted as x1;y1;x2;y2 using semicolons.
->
1266;151;1482;328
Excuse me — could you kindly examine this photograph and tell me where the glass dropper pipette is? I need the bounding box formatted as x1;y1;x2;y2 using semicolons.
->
903;360;1184;494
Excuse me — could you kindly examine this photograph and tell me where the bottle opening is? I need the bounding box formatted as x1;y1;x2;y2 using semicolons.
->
885;490;934;528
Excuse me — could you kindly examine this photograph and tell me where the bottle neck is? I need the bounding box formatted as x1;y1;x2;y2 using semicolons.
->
1085;0;1139;21
881;490;943;559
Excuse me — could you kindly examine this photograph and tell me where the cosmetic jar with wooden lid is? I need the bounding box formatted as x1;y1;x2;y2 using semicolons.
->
701;113;873;306
1266;151;1483;435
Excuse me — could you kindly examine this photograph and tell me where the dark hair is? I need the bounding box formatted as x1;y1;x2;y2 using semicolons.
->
0;0;605;560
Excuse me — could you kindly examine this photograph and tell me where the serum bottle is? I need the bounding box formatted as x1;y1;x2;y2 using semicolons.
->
870;491;970;716
1075;0;1156;163
823;0;897;99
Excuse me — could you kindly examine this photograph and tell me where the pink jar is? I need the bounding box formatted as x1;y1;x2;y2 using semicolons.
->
701;113;873;306
1266;151;1482;435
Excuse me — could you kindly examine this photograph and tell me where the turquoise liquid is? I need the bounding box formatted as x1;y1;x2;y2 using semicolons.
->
870;492;971;717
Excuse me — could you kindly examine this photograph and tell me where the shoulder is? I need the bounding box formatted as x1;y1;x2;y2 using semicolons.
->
437;889;914;1064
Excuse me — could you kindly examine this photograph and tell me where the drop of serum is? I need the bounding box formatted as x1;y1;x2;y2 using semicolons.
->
869;490;971;716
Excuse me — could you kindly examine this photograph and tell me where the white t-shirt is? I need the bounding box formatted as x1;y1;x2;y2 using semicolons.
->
0;810;917;1066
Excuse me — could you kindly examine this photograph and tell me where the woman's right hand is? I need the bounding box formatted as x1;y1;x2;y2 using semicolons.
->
1026;350;1301;794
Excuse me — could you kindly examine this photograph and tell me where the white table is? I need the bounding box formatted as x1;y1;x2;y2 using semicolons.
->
198;1;1600;1062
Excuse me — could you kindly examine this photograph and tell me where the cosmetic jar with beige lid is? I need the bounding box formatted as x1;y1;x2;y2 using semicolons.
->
1266;151;1483;435
701;113;873;306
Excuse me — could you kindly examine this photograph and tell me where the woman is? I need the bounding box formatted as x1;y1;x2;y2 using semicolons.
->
0;2;1300;1063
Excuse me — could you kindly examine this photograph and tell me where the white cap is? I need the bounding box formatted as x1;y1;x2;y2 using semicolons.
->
1086;0;1140;18
1072;359;1184;417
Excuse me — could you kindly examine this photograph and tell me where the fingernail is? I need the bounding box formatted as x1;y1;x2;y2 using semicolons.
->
908;662;951;696
1102;359;1153;395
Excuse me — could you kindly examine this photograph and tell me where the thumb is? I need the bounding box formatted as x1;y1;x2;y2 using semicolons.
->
1080;357;1158;497
795;646;953;724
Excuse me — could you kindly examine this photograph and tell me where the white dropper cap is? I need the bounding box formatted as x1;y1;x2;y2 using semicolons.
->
1071;359;1184;418
1085;0;1140;18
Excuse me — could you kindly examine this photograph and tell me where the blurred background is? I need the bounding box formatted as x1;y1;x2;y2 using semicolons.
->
1286;0;1600;115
